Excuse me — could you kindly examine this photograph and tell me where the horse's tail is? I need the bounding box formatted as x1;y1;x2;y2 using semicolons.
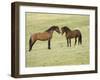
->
79;34;82;44
29;37;32;52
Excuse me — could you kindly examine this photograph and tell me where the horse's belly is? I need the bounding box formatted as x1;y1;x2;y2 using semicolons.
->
37;33;51;41
38;37;49;41
66;35;75;39
70;35;75;38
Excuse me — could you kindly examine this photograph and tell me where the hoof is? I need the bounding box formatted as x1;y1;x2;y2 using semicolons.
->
48;48;51;49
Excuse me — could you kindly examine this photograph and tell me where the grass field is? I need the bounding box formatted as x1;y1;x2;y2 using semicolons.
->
25;13;90;67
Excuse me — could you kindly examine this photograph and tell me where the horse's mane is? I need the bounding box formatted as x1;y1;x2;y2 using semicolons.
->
63;26;71;31
45;26;57;32
45;27;52;32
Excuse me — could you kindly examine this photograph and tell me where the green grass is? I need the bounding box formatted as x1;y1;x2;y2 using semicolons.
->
25;13;90;67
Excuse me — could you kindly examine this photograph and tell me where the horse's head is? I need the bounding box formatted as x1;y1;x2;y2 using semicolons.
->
61;26;71;35
51;26;60;34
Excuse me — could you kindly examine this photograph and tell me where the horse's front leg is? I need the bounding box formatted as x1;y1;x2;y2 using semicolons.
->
67;38;69;47
29;40;36;52
48;39;51;49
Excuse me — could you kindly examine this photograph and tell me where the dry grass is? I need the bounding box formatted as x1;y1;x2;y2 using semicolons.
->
25;13;90;67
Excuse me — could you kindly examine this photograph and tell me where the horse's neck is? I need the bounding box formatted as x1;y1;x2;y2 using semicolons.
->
67;29;71;32
45;30;54;34
48;30;54;34
65;30;71;34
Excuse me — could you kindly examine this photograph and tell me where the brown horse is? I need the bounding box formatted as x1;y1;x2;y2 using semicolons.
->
29;26;60;51
61;26;82;47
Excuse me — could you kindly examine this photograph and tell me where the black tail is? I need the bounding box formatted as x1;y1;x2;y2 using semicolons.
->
29;37;32;52
79;34;82;44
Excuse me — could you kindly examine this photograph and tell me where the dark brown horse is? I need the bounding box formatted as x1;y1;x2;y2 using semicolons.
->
29;26;60;51
61;26;82;47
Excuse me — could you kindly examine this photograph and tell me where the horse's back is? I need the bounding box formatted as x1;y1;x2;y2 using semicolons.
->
66;29;81;38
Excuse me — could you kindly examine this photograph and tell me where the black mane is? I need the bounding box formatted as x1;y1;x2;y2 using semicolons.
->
62;26;71;32
45;26;58;32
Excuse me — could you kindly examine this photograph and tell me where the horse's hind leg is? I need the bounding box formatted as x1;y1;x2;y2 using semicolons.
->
48;39;51;49
74;38;77;46
29;39;36;52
